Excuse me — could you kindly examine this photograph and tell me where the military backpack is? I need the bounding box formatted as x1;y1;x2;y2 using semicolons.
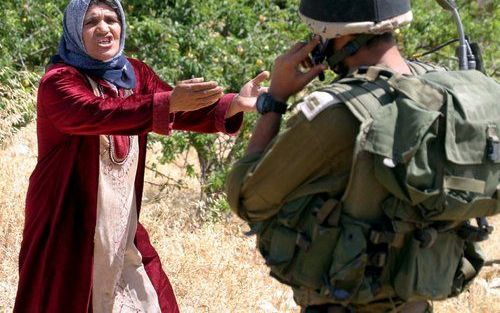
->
250;65;500;309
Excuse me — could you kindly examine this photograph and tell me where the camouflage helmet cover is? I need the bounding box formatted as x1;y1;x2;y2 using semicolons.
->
299;0;413;38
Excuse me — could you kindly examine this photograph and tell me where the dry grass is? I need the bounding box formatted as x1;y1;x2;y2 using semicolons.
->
0;123;38;312
0;124;499;312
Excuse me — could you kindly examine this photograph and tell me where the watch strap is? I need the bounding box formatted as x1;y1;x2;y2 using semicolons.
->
257;93;288;114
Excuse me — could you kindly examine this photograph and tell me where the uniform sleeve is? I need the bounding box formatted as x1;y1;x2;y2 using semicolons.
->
226;105;359;222
39;66;171;136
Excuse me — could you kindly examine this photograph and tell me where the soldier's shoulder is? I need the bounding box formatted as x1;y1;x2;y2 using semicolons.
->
407;60;447;75
297;90;344;122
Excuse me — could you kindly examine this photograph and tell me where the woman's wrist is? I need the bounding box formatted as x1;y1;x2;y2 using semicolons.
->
227;94;256;118
226;94;240;118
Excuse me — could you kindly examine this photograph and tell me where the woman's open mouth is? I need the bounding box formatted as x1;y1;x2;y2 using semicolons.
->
96;36;114;48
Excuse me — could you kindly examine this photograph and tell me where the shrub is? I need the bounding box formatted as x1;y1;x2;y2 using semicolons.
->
0;69;38;144
0;0;498;214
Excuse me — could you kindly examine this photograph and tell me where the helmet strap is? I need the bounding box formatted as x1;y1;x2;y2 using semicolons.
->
326;34;375;70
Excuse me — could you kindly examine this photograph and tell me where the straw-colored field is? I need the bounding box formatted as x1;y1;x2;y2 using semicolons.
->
1;123;499;312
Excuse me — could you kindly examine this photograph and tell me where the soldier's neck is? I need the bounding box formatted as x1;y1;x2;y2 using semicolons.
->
377;46;412;75
351;43;412;75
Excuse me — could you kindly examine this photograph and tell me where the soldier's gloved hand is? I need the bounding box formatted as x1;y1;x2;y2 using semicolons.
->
268;36;326;102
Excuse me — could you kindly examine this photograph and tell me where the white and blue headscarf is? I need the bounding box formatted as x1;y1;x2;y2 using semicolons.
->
51;0;136;89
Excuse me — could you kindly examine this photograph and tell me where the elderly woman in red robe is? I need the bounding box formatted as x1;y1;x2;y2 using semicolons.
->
14;0;268;312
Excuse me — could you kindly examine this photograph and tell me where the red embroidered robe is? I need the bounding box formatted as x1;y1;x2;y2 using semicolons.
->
14;58;242;313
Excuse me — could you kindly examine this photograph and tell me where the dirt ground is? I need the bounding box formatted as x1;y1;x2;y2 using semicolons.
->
1;124;499;312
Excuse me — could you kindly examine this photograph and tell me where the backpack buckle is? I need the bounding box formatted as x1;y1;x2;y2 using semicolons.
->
354;66;395;82
296;233;312;251
477;217;494;234
414;228;438;248
315;199;340;226
369;230;405;248
369;252;387;267
322;275;351;301
486;125;500;162
456;218;493;242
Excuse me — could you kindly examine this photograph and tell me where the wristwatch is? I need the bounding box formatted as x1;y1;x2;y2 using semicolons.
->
256;92;288;114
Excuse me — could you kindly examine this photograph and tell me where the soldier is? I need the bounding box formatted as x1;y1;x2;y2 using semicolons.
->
227;0;500;312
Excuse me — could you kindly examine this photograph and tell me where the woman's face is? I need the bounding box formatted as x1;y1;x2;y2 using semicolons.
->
82;3;121;61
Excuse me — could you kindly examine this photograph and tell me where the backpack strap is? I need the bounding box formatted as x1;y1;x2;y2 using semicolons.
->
325;81;381;124
342;66;447;115
325;66;399;124
407;60;446;75
333;61;446;118
322;69;394;217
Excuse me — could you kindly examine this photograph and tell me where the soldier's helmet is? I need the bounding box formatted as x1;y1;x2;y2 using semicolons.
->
299;0;413;38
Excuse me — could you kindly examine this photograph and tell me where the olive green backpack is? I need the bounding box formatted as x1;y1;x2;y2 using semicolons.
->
251;66;500;309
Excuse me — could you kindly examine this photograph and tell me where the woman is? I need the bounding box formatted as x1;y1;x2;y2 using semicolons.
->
14;0;268;312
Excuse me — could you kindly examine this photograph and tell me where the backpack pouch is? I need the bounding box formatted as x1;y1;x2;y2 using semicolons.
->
451;241;485;295
368;71;500;221
405;85;500;220
389;232;464;301
256;195;342;290
325;216;375;304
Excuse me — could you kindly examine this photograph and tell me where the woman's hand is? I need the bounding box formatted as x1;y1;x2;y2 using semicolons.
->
268;37;326;102
226;71;270;118
169;78;224;112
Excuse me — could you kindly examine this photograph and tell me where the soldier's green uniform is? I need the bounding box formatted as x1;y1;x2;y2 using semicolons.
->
226;1;500;312
227;62;442;313
228;61;441;223
227;93;357;222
